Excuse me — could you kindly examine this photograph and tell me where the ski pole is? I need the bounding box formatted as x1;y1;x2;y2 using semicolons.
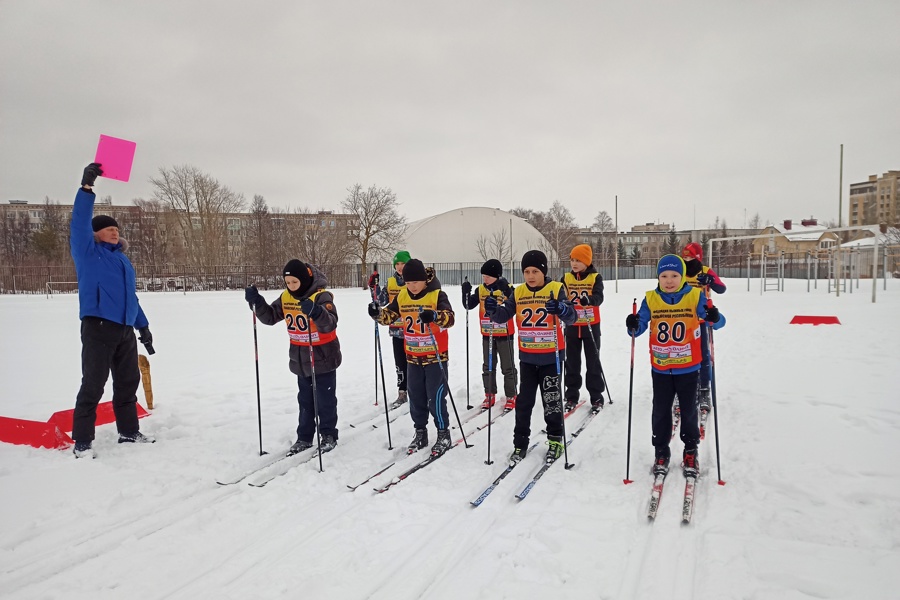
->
370;276;393;450
251;310;266;456
550;291;573;470
464;276;472;410
485;292;495;465
306;326;324;473
419;307;473;449
705;286;725;486
624;298;637;484
583;325;612;406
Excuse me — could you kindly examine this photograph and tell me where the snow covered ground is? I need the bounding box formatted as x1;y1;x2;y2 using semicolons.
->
1;278;898;600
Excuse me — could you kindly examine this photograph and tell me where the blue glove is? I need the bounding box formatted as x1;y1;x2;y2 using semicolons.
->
300;298;322;320
704;306;720;323
696;273;714;286
367;302;380;319
244;285;263;307
419;309;437;324
545;298;568;316
483;295;498;316
625;314;639;333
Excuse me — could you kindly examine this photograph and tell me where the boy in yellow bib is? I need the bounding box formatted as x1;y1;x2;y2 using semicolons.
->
625;254;722;478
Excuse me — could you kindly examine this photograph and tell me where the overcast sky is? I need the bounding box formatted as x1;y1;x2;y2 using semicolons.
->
1;1;897;233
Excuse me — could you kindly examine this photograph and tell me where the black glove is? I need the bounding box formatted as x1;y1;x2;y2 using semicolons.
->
245;285;263;307
461;280;472;298
419;309;437;324
579;296;591;306
697;273;714;286
138;327;155;355
546;298;569;316
300;298;322;320
625;314;639;333
483;295;498;316
705;306;720;323
368;273;379;289
367;302;381;319
81;163;103;187
497;278;513;298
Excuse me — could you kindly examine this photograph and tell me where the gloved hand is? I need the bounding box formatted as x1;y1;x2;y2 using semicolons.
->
545;297;569;316
82;163;103;187
245;285;263;307
696;273;714;286
138;327;155;355
579;296;591;306
367;302;381;319
461;280;472;298
625;314;639;333
497;278;513;298
300;298;322;320
705;306;720;323
483;295;498;316
368;272;379;289
419;309;437;324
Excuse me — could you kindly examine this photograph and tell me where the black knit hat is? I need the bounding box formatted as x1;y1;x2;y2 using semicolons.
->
521;250;548;275
283;259;313;295
401;259;428;282
92;215;119;232
480;259;503;279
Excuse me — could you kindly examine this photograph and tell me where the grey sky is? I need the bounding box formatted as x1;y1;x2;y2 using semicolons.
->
2;1;897;232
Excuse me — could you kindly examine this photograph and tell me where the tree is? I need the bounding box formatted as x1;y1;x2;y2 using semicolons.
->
663;229;680;255
617;239;626;261
31;198;68;264
544;201;577;260
150;165;246;270
629;245;642;264
341;184;407;278
475;228;511;262
592;210;616;262
244;194;272;267
0;207;32;267
292;208;354;267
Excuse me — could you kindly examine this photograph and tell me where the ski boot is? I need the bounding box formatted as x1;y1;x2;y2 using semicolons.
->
319;435;338;453
118;431;156;444
481;395;496;411
73;440;94;459
564;398;579;412
590;397;604;413
545;435;564;463
698;386;711;413
430;429;451;456
683;448;699;478
509;446;527;465
503;396;517;411
287;440;314;456
407;428;428;454
390;390;408;409
652;446;670;476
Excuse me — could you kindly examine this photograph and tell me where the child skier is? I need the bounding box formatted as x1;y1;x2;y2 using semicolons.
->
461;259;518;411
681;242;726;411
625;254;723;478
373;251;411;408
245;260;341;456
484;250;577;465
368;259;456;456
561;243;605;411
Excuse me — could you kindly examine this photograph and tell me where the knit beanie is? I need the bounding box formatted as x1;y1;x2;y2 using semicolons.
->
657;254;686;277
401;258;428;282
283;259;314;295
682;242;703;261
480;259;503;279
393;250;411;266
92;215;119;232
521;250;548;275
570;244;592;266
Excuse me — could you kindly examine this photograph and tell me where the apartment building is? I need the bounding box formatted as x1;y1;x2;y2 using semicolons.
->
849;171;899;227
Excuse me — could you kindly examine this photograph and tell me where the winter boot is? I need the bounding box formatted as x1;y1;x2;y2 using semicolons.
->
698;387;711;412
319;435;338;453
287;440;314;456
564;398;579;412
545;435;564;463
390;390;408;409
503;396;517;411
73;440;94;459
509;446;527;465
652;446;670;476
118;431;156;444
430;429;451;456
683;448;699;478
407;428;428;454
590;397;604;412
481;395;496;411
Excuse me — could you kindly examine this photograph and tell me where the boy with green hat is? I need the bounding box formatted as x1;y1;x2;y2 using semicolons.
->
374;250;411;406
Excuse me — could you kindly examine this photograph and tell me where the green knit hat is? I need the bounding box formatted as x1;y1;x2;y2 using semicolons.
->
393;250;411;266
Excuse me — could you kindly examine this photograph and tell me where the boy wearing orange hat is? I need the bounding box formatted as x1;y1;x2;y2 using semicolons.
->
561;243;605;412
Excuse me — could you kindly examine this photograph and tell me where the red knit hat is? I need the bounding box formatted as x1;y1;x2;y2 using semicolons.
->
682;242;703;261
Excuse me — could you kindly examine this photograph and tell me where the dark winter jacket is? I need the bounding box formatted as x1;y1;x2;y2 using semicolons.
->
70;188;149;328
560;264;604;306
254;265;342;377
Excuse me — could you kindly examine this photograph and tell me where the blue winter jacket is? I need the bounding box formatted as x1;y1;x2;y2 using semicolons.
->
629;283;724;375
70;188;149;328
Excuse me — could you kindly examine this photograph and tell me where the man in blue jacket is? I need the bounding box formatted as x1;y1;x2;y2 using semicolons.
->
70;163;155;458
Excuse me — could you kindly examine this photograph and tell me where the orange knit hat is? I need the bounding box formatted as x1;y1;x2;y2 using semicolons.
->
570;244;592;266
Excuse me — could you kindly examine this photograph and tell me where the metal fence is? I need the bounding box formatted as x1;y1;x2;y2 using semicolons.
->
3;251;895;295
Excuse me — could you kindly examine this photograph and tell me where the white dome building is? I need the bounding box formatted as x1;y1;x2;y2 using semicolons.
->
400;207;554;264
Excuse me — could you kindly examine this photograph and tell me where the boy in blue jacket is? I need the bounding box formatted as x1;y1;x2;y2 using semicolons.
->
70;163;155;458
625;254;724;478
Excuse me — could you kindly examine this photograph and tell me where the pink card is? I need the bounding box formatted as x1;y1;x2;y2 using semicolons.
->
94;134;136;182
